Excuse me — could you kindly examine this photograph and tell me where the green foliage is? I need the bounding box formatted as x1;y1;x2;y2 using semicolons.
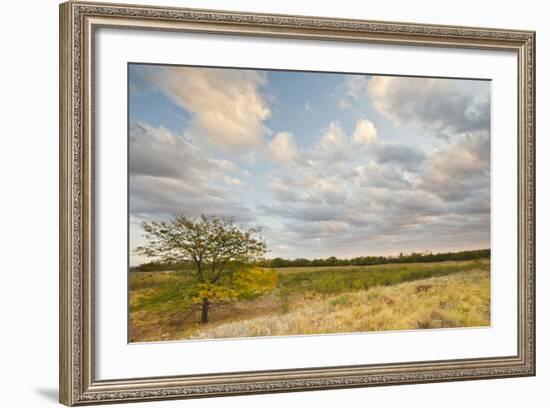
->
190;283;239;304
134;214;268;322
232;267;278;300
135;214;267;270
186;267;278;303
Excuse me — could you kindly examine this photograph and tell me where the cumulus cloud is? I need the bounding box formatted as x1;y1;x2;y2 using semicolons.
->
352;119;377;145
130;66;491;261
315;121;349;160
268;173;347;206
224;176;245;187
268;132;299;163
146;66;271;151
129;122;236;180
352;162;411;189
367;76;490;134
343;75;370;101
129;122;250;222
339;75;372;111
311;118;425;171
420;133;490;200
314;120;366;162
269;176;307;203
310;177;348;205
258;125;487;257
291;220;351;239
373;143;426;170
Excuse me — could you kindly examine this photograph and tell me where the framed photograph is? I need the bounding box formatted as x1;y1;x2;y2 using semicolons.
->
59;1;536;405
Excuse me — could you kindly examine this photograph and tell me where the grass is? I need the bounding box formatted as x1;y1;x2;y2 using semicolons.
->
190;268;490;339
272;260;474;275
129;259;490;342
276;260;488;295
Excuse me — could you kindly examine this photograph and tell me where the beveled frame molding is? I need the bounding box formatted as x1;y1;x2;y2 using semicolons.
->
59;1;536;405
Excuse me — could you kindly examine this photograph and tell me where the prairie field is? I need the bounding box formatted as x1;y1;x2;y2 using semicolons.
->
129;258;490;342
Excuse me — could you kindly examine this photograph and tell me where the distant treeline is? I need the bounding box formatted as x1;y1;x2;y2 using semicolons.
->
130;249;490;272
262;249;490;268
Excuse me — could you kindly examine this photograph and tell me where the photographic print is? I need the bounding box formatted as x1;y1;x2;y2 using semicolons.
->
128;64;491;343
60;5;535;403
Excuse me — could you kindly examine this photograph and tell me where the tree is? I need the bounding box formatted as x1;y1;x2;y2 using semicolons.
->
135;214;270;323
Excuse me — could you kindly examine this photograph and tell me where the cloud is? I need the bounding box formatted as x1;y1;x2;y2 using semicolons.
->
315;121;349;160
339;75;370;111
145;66;271;151
129;122;250;223
130;67;491;261
373;143;426;170
268;173;347;206
291;220;351;239
259;124;487;258
352;119;377;145
352;162;411;189
313;119;373;163
224;176;245;187
367;76;490;134
338;98;351;110
420;133;490;200
345;75;370;100
268;132;299;163
259;201;342;224
312;118;425;171
305;101;313;113
359;187;444;216
310;177;348;205
129;122;236;180
269;176;306;203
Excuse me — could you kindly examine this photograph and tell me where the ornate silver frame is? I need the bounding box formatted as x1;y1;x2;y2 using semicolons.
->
59;1;536;405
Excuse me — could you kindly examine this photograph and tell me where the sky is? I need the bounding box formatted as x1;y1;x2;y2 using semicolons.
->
128;64;491;266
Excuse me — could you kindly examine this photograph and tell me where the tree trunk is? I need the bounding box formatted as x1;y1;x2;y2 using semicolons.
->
200;297;209;323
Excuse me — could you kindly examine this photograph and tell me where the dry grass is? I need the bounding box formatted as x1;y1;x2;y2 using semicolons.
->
190;268;490;339
130;292;283;342
129;259;490;342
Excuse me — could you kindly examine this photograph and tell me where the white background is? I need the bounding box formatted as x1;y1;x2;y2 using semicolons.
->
96;28;517;379
0;0;546;407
